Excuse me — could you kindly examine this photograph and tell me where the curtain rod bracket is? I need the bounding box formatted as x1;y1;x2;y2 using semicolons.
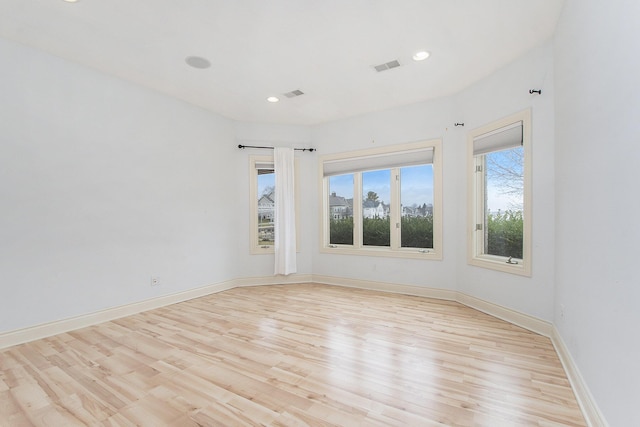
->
238;144;315;152
529;89;542;95
454;123;464;127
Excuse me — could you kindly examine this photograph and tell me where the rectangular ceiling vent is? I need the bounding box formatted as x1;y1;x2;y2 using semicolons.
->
374;60;401;72
284;89;304;98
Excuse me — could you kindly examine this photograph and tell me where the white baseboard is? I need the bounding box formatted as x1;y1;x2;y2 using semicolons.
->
551;328;609;427
234;273;313;288
0;274;313;350
456;292;554;337
311;275;604;427
0;274;605;426
313;275;552;336
0;280;235;349
312;274;458;301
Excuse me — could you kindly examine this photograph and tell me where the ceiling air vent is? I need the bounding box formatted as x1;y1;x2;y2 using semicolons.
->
374;60;401;72
284;89;304;98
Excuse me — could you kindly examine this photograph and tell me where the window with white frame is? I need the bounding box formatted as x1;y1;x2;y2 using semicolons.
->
250;156;276;254
320;140;442;259
249;155;300;254
468;110;531;275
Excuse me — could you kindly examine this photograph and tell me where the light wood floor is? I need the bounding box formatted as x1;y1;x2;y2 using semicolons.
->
0;284;586;426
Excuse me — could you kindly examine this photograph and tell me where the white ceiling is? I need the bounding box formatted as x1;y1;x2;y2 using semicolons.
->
0;0;565;125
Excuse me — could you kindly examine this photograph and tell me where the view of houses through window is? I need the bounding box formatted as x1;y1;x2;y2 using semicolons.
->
362;169;391;246
329;174;353;245
400;165;434;248
328;164;434;249
257;168;275;247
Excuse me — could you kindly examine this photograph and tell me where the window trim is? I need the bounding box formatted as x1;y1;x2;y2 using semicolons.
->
467;109;532;276
319;139;442;260
249;155;300;255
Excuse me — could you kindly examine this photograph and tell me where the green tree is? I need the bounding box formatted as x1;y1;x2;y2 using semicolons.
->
363;217;390;246
330;218;353;245
487;210;523;258
330;216;435;248
366;191;379;202
401;216;433;248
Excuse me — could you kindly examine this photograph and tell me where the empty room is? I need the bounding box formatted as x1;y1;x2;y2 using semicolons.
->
0;1;637;426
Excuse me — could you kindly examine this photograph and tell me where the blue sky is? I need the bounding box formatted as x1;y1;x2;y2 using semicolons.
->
258;172;274;197
485;148;524;212
329;165;434;207
262;159;521;212
486;183;519;212
400;165;434;207
329;174;354;199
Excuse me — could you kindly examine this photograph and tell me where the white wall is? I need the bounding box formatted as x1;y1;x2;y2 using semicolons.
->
554;1;640;425
309;43;556;322
310;98;459;290
0;38;239;332
455;43;557;321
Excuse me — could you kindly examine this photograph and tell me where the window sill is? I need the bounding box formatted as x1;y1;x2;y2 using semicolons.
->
468;255;530;276
321;245;442;260
250;247;274;255
250;247;305;255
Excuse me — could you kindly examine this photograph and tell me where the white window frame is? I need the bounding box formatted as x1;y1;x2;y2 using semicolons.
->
319;139;442;260
467;109;532;276
249;155;300;255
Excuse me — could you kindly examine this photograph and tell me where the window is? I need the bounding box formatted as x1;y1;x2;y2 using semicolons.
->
468;110;531;275
328;174;353;245
249;155;300;254
320;140;442;259
250;156;276;254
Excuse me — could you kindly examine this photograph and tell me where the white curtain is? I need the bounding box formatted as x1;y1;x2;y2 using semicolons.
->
274;147;297;275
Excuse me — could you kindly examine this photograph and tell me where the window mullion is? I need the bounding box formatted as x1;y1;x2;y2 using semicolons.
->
323;177;330;246
353;172;363;248
475;156;486;256
390;168;400;250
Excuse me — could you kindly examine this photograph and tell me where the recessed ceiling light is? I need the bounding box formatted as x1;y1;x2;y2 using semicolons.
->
63;0;79;3
185;56;211;69
412;51;430;61
267;96;280;103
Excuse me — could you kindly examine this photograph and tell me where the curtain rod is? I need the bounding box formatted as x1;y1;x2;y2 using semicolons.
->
238;144;315;152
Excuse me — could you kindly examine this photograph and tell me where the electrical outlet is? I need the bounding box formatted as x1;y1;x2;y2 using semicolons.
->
151;276;160;286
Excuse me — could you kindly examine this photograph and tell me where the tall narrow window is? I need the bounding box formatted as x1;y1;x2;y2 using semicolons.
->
250;156;276;253
328;174;354;245
484;146;524;258
362;170;391;247
468;110;531;275
250;155;299;254
400;164;434;249
320;139;442;259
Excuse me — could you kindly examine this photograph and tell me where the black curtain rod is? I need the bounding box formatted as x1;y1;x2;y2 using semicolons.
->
238;144;315;152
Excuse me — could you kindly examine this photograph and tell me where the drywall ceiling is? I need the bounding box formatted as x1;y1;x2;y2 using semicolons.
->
0;0;564;125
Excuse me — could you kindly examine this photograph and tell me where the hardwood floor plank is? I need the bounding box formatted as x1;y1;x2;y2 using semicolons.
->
0;284;586;426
